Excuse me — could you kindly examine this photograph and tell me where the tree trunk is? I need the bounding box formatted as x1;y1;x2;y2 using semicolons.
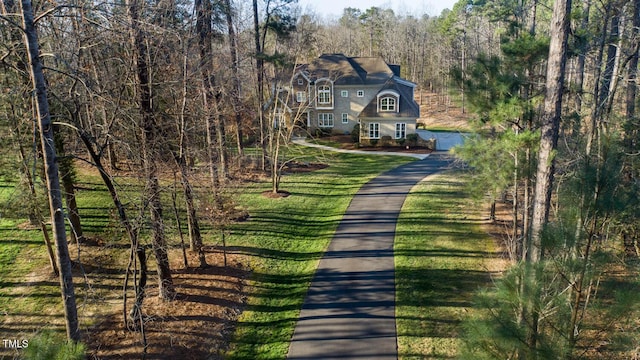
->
177;156;207;268
223;0;244;156
574;0;591;114
20;0;79;341
253;0;267;172
215;107;228;182
527;0;571;353
599;10;621;120
16;134;59;276
76;129;147;330
176;45;207;268
126;0;175;300
54;130;84;243
529;0;572;263
626;0;639;120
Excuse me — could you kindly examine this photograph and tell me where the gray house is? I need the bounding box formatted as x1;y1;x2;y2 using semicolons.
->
288;53;420;142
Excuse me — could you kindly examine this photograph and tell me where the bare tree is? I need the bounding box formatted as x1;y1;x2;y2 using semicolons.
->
18;0;79;341
223;0;244;156
126;0;175;300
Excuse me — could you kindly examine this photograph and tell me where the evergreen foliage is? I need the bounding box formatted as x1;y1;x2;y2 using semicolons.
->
22;331;85;360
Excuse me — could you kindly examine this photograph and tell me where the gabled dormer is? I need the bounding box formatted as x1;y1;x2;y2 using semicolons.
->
376;90;400;113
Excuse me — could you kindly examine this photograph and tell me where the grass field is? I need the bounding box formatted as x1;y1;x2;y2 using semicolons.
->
395;172;506;359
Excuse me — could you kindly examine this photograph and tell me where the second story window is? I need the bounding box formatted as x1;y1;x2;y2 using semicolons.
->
341;90;349;97
296;91;307;103
380;96;397;112
357;90;365;97
318;84;332;104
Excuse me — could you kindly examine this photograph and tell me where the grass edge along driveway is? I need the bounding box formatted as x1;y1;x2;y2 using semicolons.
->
395;171;506;359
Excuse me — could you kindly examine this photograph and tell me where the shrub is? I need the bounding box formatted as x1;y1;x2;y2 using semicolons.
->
313;128;331;138
350;123;360;143
406;133;419;147
23;331;85;360
380;135;393;147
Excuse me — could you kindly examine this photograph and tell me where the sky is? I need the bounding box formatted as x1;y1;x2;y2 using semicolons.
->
296;0;458;19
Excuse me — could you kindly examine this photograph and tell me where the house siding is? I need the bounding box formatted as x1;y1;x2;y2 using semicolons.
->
309;84;378;134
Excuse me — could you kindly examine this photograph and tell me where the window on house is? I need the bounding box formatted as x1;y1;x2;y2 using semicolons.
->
296;91;306;103
341;90;349;97
395;123;406;139
297;78;304;85
342;113;349;123
357;90;365;97
369;123;380;139
380;96;397;112
318;84;332;104
318;113;334;127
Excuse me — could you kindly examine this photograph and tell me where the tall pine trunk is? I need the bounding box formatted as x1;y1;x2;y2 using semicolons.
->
529;0;571;263
527;0;572;352
20;0;79;340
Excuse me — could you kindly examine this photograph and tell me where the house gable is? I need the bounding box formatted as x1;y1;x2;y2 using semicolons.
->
360;78;420;119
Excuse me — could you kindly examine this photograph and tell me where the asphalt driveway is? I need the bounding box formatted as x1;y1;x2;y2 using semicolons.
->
287;154;453;359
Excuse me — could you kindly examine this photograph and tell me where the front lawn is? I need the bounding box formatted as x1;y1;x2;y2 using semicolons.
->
395;172;506;359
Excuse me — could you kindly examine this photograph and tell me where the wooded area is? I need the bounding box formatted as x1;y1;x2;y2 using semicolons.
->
0;0;639;358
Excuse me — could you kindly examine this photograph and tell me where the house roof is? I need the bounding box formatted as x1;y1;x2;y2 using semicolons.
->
360;77;420;119
303;53;395;85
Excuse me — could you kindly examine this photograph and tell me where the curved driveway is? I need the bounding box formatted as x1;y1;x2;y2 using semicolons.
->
287;154;453;359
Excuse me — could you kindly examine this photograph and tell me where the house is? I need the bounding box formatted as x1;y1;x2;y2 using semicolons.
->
287;53;420;143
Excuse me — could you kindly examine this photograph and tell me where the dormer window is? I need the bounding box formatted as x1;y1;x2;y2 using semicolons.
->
297;78;304;85
377;90;400;113
380;97;396;112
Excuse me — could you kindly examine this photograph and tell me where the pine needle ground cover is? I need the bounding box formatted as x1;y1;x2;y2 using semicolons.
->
395;172;507;359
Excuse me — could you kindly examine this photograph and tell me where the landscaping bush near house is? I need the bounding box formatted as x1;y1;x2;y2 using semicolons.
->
405;133;419;147
312;128;332;138
379;135;393;147
350;124;360;143
417;137;436;150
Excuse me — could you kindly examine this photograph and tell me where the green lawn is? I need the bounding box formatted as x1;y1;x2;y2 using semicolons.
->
1;150;501;359
395;172;504;359
225;151;412;359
